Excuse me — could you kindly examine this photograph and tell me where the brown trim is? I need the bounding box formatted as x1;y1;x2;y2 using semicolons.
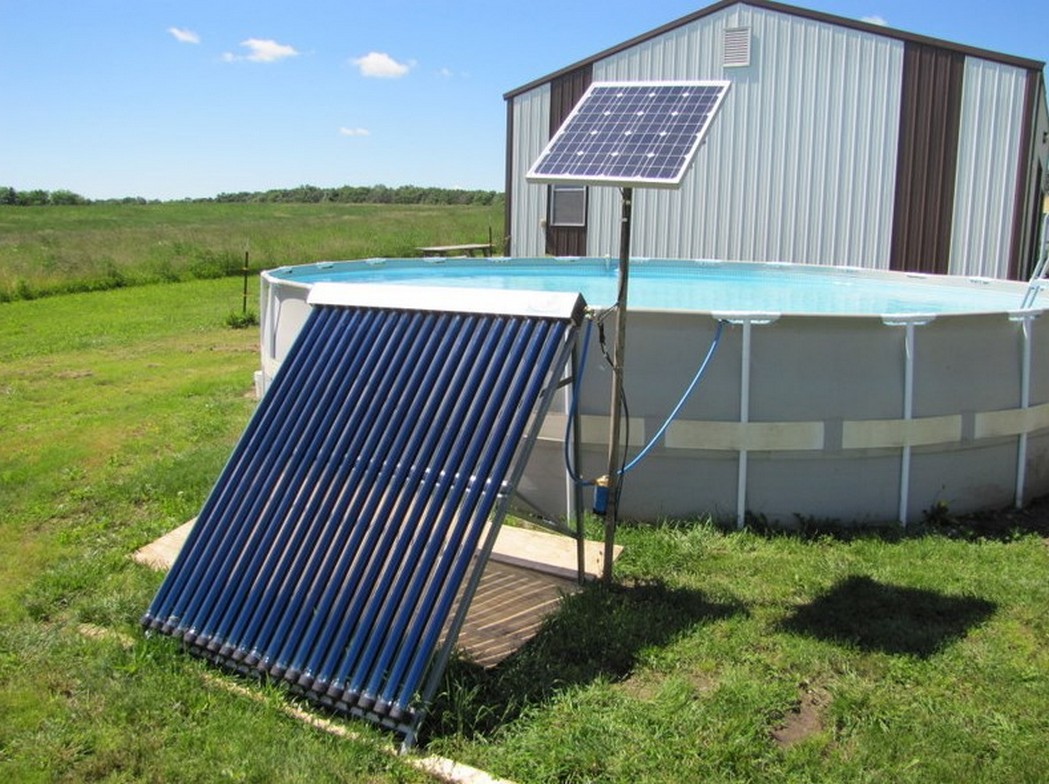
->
889;43;965;275
1021;161;1044;279
544;65;592;257
503;0;1044;100
504;98;514;254
1008;71;1043;279
548;64;593;130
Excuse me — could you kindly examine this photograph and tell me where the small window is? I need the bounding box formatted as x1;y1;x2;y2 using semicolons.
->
723;27;751;68
549;184;587;227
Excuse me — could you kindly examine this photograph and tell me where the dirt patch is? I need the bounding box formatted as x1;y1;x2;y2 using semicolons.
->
948;494;1049;540
55;369;93;380
771;684;828;748
617;670;715;703
618;672;662;702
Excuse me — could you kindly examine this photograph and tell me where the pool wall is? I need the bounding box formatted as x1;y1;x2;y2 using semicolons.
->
259;265;1049;526
522;308;1049;525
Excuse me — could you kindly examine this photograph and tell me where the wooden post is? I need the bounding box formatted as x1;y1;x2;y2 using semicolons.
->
242;247;250;315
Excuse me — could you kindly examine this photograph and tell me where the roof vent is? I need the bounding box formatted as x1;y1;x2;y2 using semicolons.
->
723;27;751;68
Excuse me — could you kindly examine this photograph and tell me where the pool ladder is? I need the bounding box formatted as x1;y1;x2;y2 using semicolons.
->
1020;212;1049;310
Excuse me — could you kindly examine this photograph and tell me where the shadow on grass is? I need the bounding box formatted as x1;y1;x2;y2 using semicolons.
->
742;492;1049;544
424;579;744;741
777;575;996;658
922;494;1049;542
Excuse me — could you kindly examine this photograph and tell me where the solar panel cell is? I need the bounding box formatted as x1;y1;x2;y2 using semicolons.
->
527;81;730;188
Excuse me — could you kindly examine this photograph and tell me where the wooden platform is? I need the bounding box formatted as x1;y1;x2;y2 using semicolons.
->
134;520;620;668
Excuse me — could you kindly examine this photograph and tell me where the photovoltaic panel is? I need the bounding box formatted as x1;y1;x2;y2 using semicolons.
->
527;81;730;189
142;284;584;746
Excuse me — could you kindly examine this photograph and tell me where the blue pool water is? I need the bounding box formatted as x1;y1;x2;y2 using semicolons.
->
266;257;1031;316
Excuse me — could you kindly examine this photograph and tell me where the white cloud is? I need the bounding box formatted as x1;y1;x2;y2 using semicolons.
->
168;27;200;45
224;38;299;63
339;127;370;137
352;51;411;78
861;15;888;26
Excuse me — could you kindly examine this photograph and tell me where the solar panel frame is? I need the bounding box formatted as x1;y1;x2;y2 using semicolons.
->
526;80;730;189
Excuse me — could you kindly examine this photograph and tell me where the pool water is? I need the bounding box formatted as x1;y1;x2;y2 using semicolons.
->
267;257;1031;316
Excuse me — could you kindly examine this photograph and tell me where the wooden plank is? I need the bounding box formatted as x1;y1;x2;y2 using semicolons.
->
134;519;621;668
131;519;196;570
487;523;622;581
444;560;580;668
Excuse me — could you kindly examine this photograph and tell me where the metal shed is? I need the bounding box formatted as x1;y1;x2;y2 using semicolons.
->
504;0;1049;279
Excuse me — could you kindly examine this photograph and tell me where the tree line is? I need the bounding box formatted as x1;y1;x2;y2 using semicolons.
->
0;184;503;207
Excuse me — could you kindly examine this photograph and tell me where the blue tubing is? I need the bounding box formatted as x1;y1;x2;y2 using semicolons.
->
241;309;447;667
293;311;472;680
392;319;564;710
306;314;493;692
342;317;518;702
196;309;369;649
144;307;340;628
268;311;455;678
203;309;404;651
156;307;357;638
619;318;724;474
315;315;492;693
373;320;543;703
565;317;724;484
272;306;440;675
291;315;482;689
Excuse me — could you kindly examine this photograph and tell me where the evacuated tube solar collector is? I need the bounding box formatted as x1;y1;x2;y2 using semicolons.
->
142;283;585;748
527;80;730;579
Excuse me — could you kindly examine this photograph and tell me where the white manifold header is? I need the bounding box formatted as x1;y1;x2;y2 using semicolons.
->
308;282;585;323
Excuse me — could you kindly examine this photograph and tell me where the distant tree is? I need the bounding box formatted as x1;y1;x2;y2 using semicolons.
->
367;184;393;203
16;189;50;206
49;189;87;205
393;185;423;204
0;187;15;205
188;183;503;206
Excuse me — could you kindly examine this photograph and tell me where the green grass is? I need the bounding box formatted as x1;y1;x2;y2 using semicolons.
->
0;279;429;781
2;240;1049;781
427;524;1049;783
0;201;503;301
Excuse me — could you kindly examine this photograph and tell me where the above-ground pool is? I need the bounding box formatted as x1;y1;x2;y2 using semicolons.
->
259;257;1049;526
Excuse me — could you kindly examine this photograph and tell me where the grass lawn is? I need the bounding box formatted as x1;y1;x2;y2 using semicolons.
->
0;279;429;782
0;201;503;301
2;275;1048;782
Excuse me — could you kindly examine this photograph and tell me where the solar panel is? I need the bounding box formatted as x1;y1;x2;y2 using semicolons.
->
527;80;730;189
142;284;584;747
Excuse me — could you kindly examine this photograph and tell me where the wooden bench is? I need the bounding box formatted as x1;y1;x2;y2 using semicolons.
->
416;242;493;257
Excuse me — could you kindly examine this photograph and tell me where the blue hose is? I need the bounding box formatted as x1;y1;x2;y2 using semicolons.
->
565;317;725;484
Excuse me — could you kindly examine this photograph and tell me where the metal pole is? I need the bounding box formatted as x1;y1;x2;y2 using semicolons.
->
570;338;586;585
242;248;250;315
602;187;632;583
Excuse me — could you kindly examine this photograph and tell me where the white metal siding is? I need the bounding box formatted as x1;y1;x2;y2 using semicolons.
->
509;84;551;258
949;59;1028;278
586;5;904;268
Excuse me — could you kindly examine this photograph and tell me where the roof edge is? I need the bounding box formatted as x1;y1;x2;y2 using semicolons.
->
503;0;1046;101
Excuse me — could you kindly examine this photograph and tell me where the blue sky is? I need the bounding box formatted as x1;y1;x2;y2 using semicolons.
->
1;0;1046;200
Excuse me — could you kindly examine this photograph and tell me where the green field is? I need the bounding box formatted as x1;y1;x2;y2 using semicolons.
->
1;205;1048;782
0;201;504;301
